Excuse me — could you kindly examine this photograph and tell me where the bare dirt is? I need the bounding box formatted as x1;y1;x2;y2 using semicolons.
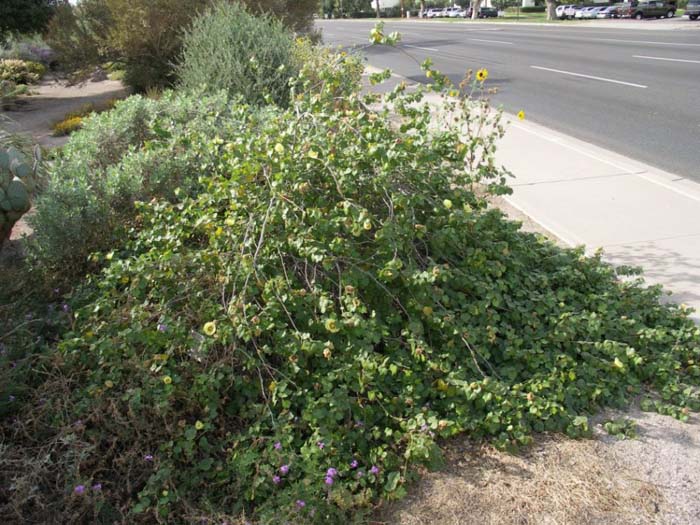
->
2;75;128;149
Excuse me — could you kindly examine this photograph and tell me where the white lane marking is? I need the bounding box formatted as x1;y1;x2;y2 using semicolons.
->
530;65;648;88
470;38;513;45
595;38;700;47
404;44;439;51
633;55;700;64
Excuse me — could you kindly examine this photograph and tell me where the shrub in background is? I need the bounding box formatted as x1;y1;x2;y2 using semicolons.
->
51;115;84;136
28;90;257;285
0;79;28;109
0;59;46;84
0;33;55;66
48;0;320;92
51;98;122;136
178;2;296;106
292;38;364;100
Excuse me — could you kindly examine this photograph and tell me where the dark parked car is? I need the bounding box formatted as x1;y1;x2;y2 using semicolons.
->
467;6;498;17
621;0;676;19
687;0;700;20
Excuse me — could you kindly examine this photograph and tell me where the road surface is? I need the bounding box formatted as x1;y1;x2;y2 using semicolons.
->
318;20;700;180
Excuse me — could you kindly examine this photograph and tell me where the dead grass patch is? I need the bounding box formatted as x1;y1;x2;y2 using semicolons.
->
378;434;665;525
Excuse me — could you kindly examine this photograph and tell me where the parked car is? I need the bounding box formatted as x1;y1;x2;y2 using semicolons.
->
445;6;464;17
564;4;578;18
620;0;676;19
595;6;619;17
575;6;595;18
466;6;499;17
425;8;442;18
686;0;700;19
588;6;608;17
556;4;576;19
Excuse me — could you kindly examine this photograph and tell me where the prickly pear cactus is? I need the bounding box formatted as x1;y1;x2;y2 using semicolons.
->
0;144;40;248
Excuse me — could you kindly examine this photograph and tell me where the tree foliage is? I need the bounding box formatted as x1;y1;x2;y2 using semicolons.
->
0;0;64;36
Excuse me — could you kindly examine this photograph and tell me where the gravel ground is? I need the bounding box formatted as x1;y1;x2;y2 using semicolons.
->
592;401;700;524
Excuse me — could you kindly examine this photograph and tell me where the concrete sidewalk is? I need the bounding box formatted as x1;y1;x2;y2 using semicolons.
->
497;115;700;319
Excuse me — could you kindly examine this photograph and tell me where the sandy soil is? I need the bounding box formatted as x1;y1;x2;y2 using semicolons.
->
2;75;128;148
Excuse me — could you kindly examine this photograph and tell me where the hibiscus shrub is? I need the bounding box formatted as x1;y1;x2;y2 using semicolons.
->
2;46;700;525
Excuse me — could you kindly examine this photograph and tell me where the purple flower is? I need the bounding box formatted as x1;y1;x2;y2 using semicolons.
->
324;476;334;486
316;440;325;449
356;470;364;479
92;483;102;491
274;441;282;450
420;423;429;432
62;303;70;313
350;459;358;469
280;464;289;475
157;323;167;332
8;395;16;402
144;454;154;462
326;467;338;478
370;465;380;475
354;420;364;428
296;499;306;508
272;475;281;485
74;485;86;495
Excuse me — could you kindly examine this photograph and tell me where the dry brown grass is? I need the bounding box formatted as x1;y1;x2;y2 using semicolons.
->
378;434;666;525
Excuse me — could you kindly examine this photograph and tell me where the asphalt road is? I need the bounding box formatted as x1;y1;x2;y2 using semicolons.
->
317;20;700;180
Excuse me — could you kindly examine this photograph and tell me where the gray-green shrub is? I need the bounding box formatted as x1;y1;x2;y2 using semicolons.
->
28;89;257;283
177;1;296;106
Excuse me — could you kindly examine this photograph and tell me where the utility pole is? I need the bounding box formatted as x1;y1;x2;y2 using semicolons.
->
375;0;381;17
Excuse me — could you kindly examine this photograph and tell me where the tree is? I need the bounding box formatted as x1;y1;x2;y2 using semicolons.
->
471;0;482;19
545;0;556;20
0;0;66;35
